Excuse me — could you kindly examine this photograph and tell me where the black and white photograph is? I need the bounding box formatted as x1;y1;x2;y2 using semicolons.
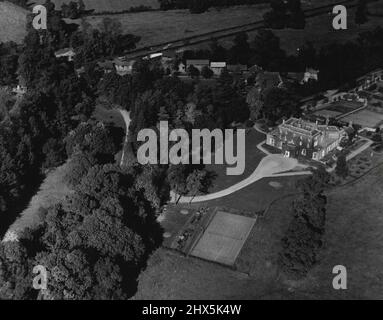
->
0;0;382;308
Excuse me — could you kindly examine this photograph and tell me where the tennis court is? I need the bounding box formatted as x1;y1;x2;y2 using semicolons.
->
190;211;256;266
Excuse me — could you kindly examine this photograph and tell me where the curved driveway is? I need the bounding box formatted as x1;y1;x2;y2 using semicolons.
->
172;154;311;203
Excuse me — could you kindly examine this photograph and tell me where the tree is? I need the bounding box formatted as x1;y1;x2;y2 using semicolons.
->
278;169;328;277
335;154;349;178
0;241;35;300
355;0;368;25
246;86;264;120
187;64;200;78
189;0;210;14
167;164;190;199
64;152;97;188
286;0;305;29
262;87;300;123
228;32;252;65
1;163;163;300
65;121;119;163
0;87;14;121
201;66;214;79
263;0;287;29
186;169;211;202
251;30;286;70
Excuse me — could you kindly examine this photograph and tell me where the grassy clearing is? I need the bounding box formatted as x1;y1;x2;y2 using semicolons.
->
92;104;125;129
5;161;73;238
82;1;343;49
0;1;28;44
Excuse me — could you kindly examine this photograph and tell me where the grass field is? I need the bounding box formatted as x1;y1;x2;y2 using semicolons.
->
0;1;28;44
92;104;126;128
3;161;73;240
84;4;270;47
272;2;383;55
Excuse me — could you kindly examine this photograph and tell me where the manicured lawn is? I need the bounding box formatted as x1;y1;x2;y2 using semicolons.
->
197;175;302;212
135;176;303;299
205;128;266;193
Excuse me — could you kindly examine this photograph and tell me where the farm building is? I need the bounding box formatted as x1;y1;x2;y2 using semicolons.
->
186;59;210;72
210;62;226;76
266;117;345;161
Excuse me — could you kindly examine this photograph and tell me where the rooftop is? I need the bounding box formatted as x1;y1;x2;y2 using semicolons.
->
281;117;321;137
186;59;210;65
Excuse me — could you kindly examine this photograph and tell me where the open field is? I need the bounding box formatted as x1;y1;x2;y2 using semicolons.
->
29;0;160;12
84;5;270;48
273;2;383;55
82;0;345;50
0;1;28;44
3;161;72;241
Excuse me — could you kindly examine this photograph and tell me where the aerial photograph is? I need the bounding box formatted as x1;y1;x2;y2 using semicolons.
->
0;0;382;309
